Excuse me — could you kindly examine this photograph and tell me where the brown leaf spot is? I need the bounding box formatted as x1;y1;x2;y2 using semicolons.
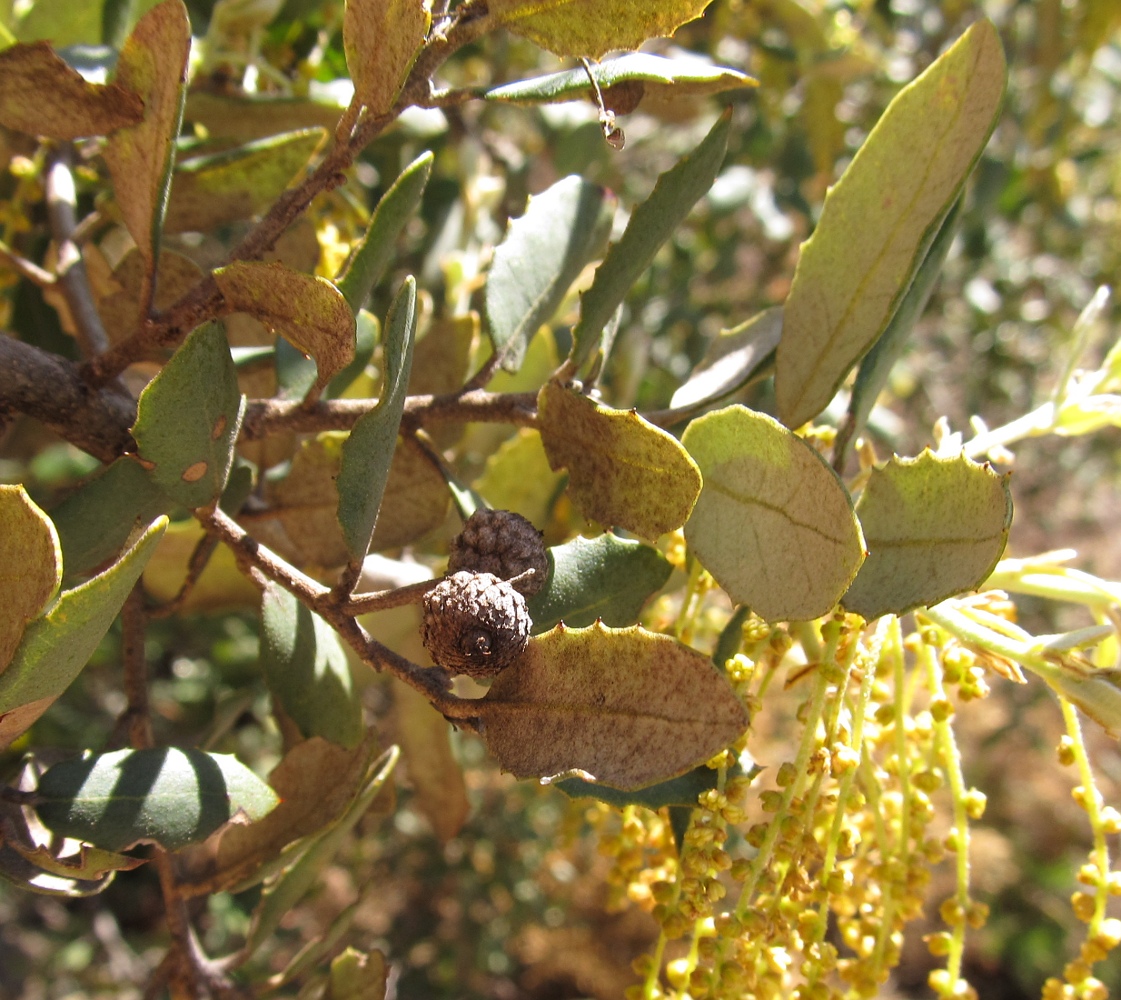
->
211;415;228;440
182;461;208;483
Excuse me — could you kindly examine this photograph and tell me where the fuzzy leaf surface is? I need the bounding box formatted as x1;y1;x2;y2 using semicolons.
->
261;583;363;749
214;261;356;396
570;110;729;372
344;0;430;116
132;322;245;509
104;0;191;266
486;176;614;372
0;519;167;748
483;52;754;105
683;406;864;621
477;622;747;790
35;747;278;852
337;279;418;559
538;382;701;540
776;19;1006;428
842;452;1012;620
0;41;144;138
0;486;61;671
527;532;672;633
490;0;715;59
164;129;326;234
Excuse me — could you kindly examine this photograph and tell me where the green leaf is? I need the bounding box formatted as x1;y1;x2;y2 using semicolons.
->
841;452;1012;621
0;41;144;138
569;109;729;373
15;0;103;46
132;322;245;509
337;152;433;314
682;405;865;622
328;948;389;1000
260;583;364;750
775;20;1006;429
556;756;756;810
213;261;357;397
669;307;783;411
538;381;701;540
486;176;614;373
0;843;116;898
337;278;418;560
527;532;672;633
343;0;430;117
476;622;748;790
0;485;61;670
0;518;167;748
327;308;379;398
35;747;279;852
490;0;716;59
163;128;326;234
49;458;168;578
104;0;191;268
483;52;755;105
835;198;962;463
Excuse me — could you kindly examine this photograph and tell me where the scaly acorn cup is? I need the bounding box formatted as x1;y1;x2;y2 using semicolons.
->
422;571;531;677
447;508;549;596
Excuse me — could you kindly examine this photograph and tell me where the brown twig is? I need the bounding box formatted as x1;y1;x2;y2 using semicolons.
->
0;239;56;288
45;146;112;358
345;577;439;615
120;586;154;750
148;534;221;619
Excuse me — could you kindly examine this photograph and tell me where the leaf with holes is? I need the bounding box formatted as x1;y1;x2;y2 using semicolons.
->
132;322;245;509
682;406;865;622
842;452;1012;620
476;622;747;790
538;381;701;540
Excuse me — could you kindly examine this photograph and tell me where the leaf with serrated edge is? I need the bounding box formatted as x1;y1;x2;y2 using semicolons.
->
484;52;755;105
490;0;715;59
487;176;614;372
0;486;61;671
842;452;1012;621
344;0;430;117
261;583;364;749
776;20;1006;429
35;747;279;852
0;518;167;749
0;42;144;138
164;129;326;234
538;381;701;540
104;0;191;266
527;533;672;633
670;307;782;410
682;406;865;622
337;279;418;560
570;110;729;373
214;261;357;395
132;322;245;509
478;622;747;790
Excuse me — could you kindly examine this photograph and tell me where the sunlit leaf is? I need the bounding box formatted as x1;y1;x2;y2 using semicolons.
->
538;381;701;540
132;322;245;509
841;452;1012;620
0;41;143;138
35;747;279;851
682;405;864;622
261;583;364;749
776;20;1006;428
0;485;61;670
527;532;672;632
486;176;614;372
476;622;748;790
104;0;191;267
213;261;357;397
142;518;260;612
490;0;715;59
343;0;430;117
328;947;388;1000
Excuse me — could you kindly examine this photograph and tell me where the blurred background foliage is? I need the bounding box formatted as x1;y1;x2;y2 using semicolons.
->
1;0;1120;997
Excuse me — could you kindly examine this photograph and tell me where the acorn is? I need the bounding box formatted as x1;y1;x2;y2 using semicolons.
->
447;508;549;596
421;571;531;678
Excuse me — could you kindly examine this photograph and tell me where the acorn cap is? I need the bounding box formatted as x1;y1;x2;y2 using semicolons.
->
447;509;549;596
422;571;531;678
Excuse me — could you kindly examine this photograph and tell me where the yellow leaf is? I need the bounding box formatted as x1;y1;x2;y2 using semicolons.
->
344;0;430;117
